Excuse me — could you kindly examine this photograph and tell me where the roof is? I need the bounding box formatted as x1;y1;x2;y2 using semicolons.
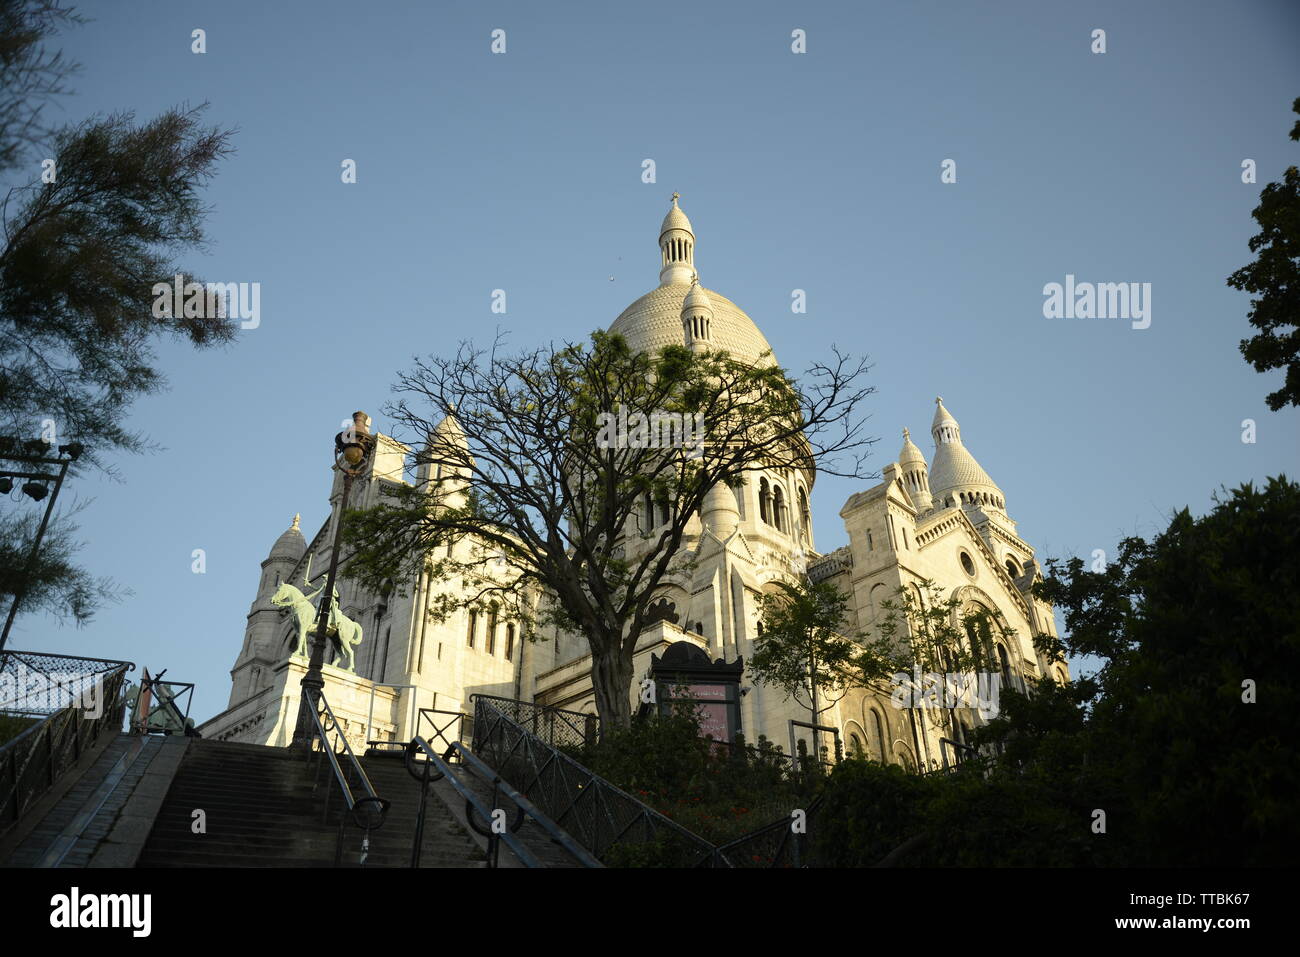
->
610;283;776;365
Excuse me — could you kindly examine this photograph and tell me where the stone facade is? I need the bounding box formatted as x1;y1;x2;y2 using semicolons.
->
200;199;1065;774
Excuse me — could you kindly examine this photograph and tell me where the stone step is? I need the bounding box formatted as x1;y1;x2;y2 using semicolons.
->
137;738;486;868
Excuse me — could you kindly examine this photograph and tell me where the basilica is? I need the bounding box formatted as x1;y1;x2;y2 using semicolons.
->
200;198;1066;773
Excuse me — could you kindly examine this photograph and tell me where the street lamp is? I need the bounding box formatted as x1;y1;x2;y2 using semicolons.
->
291;412;376;750
0;439;81;652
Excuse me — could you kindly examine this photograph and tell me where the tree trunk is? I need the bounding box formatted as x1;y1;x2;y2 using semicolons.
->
591;642;634;733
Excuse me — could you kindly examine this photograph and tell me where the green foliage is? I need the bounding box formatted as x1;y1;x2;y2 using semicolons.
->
0;0;83;173
815;478;1300;866
571;704;812;856
749;576;901;722
0;499;127;625
1030;476;1300;865
1228;96;1300;411
0;4;235;627
877;579;1014;677
343;328;874;729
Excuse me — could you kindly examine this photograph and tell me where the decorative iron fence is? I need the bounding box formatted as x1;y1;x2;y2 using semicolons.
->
714;794;825;867
470;694;727;866
472;694;599;751
0;651;133;838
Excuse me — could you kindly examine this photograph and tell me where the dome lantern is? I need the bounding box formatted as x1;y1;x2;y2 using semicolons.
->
659;193;696;286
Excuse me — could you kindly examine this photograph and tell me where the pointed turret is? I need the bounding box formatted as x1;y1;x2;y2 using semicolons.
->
420;413;472;509
898;428;933;512
659;192;696;285
928;397;1005;513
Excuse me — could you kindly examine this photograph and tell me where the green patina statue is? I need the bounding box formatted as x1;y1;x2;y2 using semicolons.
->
271;581;364;673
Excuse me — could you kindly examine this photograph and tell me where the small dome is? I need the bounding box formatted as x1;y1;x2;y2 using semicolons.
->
682;279;713;315
899;428;926;468
660;196;693;236
268;514;306;561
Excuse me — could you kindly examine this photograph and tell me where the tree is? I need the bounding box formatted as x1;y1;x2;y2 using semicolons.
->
748;576;900;763
0;1;237;627
343;330;875;731
814;479;1300;865
875;580;1015;770
1228;96;1300;411
0;0;81;173
1024;476;1300;865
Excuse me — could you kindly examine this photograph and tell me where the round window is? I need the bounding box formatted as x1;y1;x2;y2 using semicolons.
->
959;551;976;577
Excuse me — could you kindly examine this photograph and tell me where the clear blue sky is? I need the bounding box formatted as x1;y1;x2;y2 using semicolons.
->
11;0;1299;724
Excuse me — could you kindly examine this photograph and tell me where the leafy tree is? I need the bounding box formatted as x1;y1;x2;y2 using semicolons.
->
1026;476;1300;865
749;576;900;761
875;580;1014;769
343;330;875;730
0;0;81;173
1228;96;1300;411
0;0;236;627
819;478;1299;865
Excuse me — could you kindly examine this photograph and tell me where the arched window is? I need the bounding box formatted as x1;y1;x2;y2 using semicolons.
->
645;493;655;529
997;644;1012;687
1005;557;1020;578
772;485;786;532
871;710;887;762
466;610;477;648
798;487;811;543
848;732;864;758
486;609;498;655
505;623;515;662
759;478;770;524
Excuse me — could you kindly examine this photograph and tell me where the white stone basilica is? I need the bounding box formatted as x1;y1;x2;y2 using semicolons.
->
200;198;1066;773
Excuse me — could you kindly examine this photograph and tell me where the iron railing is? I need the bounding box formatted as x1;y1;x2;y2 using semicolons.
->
303;690;390;866
0;651;133;839
714;794;825;867
404;735;602;868
416;707;471;754
470;694;729;866
473;694;599;750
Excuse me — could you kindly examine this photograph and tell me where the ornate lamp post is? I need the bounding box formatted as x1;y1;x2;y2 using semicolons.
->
291;412;376;750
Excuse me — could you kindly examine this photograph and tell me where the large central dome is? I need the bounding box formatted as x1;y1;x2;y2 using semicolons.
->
608;196;777;367
610;284;776;365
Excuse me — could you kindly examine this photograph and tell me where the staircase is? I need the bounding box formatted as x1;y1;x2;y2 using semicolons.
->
357;750;487;867
136;739;484;867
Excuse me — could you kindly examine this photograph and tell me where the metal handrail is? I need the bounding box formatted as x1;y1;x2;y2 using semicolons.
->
404;735;602;868
937;736;977;771
303;691;389;865
471;694;838;867
470;694;728;866
714;793;826;868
